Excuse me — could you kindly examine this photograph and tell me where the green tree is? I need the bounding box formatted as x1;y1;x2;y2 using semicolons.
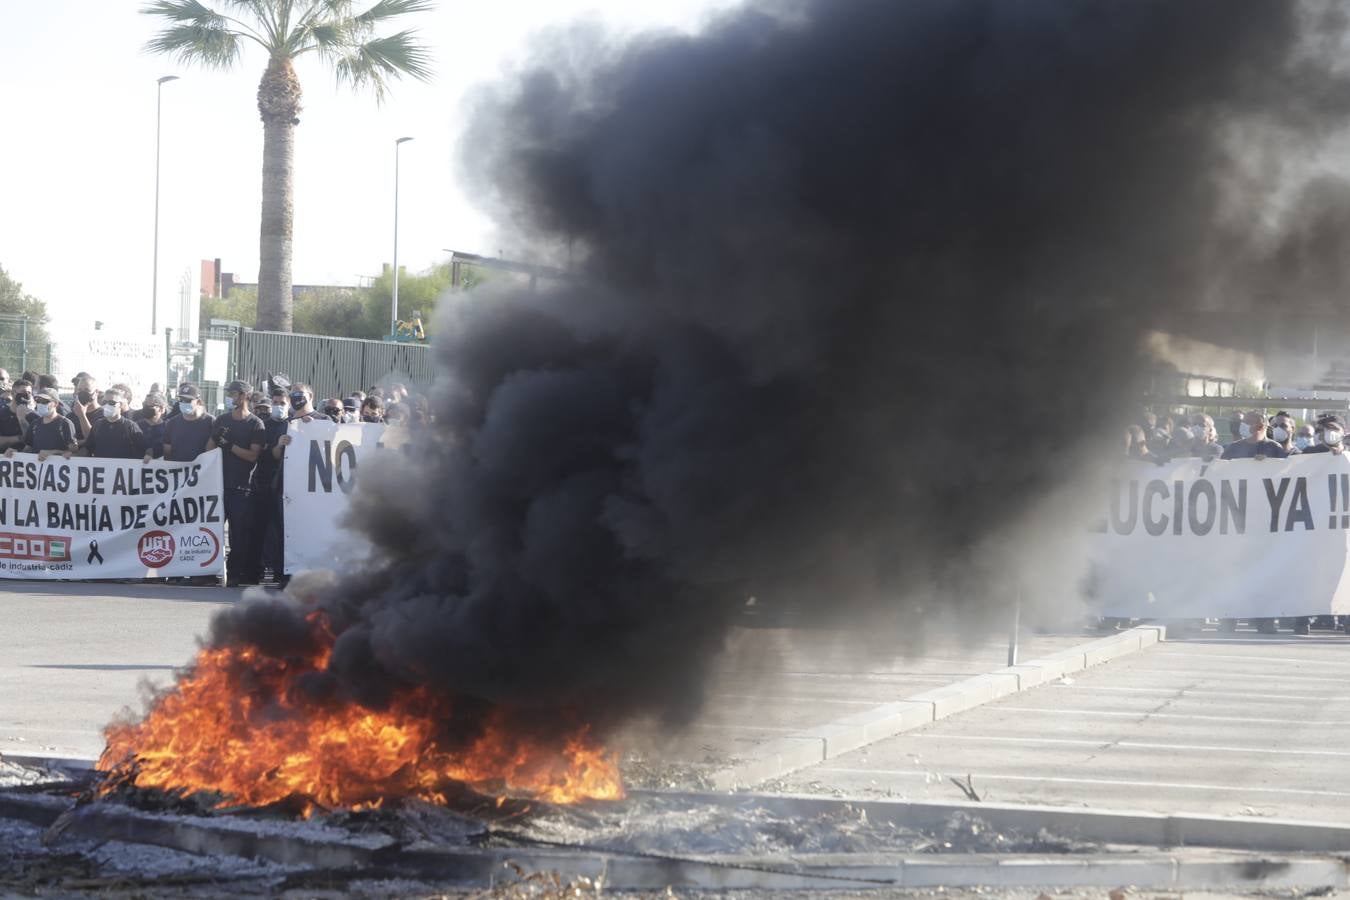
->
0;264;52;370
201;286;259;329
364;261;453;337
294;287;382;338
143;0;433;333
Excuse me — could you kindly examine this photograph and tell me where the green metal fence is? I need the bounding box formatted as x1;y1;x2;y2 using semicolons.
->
0;314;52;376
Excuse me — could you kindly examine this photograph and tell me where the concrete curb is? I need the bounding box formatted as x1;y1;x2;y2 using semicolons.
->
708;625;1165;791
4;786;1347;889
647;789;1350;854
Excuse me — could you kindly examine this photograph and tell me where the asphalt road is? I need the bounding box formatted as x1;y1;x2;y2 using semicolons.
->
0;581;1087;775
779;626;1350;824
0;582;236;760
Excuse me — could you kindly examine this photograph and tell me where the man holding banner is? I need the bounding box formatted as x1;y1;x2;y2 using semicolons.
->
212;380;266;585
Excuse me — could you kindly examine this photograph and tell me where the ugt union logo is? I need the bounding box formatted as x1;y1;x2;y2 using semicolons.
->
137;530;175;568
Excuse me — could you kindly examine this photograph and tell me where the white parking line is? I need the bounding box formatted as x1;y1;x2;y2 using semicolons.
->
910;733;1350;758
711;693;881;706
1156;652;1350;667
995;706;1350;726
1120;669;1350;685
1055;685;1350;702
807;767;1350;800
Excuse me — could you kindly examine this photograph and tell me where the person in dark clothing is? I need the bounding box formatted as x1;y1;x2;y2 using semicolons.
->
68;374;104;444
137;394;169;461
1222;411;1286;460
0;387;32;452
7;388;76;461
215;379;267;586
163;384;215;461
86;389;146;460
15;390;77;460
252;384;294;586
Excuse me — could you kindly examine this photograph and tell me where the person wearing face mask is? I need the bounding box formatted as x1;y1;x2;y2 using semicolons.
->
163;384;216;461
341;397;360;423
67;373;105;443
360;396;384;423
13;390;78;461
1301;415;1347;455
320;399;343;423
251;385;295;587
86;389;146;459
1184;414;1222;460
1269;413;1298;456
214;379;267;586
0;385;32;452
137;394;168;461
1222;411;1286;460
1294;423;1316;452
285;384;316;423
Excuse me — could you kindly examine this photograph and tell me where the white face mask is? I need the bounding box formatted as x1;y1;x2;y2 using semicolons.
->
1325;429;1344;446
1272;426;1289;443
102;404;119;419
34;403;50;418
271;404;288;420
1295;436;1312;450
1238;422;1251;439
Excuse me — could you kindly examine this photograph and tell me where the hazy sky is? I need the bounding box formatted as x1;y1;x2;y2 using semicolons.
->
0;0;733;334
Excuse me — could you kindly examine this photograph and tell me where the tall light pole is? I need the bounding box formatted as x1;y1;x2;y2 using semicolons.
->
152;75;179;336
391;136;414;337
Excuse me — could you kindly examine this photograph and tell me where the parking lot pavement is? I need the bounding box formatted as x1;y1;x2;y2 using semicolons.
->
775;627;1350;823
0;582;236;760
617;623;1091;780
1;581;1092;776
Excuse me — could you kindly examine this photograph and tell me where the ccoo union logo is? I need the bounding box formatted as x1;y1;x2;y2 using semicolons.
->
137;530;175;568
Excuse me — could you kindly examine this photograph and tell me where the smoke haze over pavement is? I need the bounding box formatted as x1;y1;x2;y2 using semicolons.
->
215;0;1350;740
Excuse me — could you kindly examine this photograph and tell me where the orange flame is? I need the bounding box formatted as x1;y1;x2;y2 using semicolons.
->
96;617;623;814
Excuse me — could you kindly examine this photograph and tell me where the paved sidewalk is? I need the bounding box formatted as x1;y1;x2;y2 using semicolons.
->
774;627;1350;824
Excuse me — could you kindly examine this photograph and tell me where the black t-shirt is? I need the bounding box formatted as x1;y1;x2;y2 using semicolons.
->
68;406;105;440
164;413;215;461
88;416;145;459
24;416;76;453
142;419;167;459
1301;443;1346;455
0;407;24;442
256;417;290;489
219;413;267;489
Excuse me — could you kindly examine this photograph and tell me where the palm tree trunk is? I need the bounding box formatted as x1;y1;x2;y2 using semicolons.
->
256;57;302;332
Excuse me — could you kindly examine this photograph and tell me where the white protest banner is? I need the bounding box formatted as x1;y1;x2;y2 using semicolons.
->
0;451;224;579
51;332;167;398
1090;453;1350;618
282;420;408;573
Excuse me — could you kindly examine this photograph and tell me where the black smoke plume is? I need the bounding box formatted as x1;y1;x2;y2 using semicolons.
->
218;0;1350;740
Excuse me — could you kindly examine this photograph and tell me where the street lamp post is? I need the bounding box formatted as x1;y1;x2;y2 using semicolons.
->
152;75;179;336
391;136;414;337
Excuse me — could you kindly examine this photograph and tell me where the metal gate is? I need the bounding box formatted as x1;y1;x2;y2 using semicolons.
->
178;327;434;402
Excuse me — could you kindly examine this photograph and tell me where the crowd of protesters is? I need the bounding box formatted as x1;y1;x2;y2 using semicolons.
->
0;367;426;587
1126;405;1349;637
1128;408;1346;462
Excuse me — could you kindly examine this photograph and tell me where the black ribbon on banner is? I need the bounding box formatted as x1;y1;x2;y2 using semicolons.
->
87;540;103;565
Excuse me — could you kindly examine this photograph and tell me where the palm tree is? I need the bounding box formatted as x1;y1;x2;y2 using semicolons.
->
143;0;433;332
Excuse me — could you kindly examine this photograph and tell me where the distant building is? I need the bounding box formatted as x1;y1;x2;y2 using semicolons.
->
200;259;359;300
